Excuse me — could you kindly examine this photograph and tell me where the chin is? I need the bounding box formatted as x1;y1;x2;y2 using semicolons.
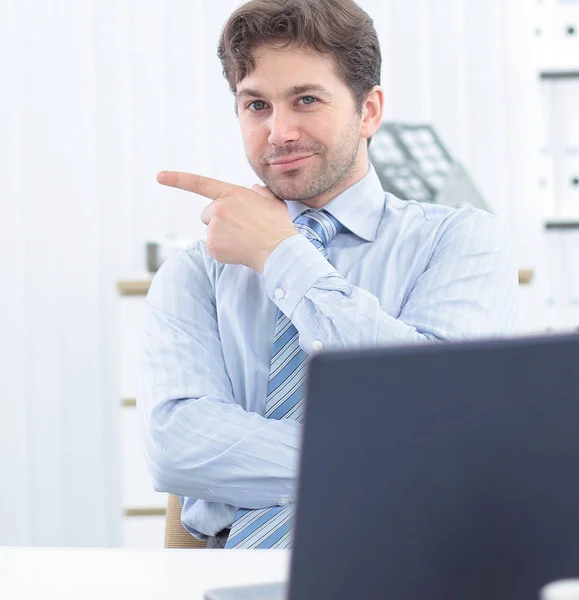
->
266;176;311;202
271;185;310;202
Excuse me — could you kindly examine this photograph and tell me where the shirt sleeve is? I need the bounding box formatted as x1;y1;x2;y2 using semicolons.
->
137;242;301;510
263;208;519;352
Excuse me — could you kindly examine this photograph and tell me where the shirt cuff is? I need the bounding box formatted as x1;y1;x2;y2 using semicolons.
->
263;234;336;318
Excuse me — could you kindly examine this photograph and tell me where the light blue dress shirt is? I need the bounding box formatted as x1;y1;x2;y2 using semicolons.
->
137;164;519;539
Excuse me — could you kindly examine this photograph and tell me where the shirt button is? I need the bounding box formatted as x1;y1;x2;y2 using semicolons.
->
278;498;290;506
312;340;324;352
274;288;285;300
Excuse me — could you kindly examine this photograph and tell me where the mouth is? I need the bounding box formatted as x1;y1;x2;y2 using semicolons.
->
268;154;315;171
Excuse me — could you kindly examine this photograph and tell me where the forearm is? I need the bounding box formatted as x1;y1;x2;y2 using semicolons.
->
263;215;519;352
263;235;435;352
139;395;301;508
292;277;435;349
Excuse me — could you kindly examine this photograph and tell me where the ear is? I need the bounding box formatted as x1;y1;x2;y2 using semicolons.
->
360;86;385;140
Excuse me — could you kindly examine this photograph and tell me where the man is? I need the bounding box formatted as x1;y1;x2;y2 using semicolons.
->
138;0;519;549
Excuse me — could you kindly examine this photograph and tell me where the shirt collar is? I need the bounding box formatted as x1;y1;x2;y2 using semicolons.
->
285;163;384;242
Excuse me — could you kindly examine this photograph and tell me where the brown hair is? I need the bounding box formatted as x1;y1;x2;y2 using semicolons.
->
217;0;381;113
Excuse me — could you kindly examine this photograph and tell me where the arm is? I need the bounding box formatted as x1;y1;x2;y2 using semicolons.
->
263;208;519;351
137;243;300;509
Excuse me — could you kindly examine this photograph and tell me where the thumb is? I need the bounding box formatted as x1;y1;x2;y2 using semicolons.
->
251;184;280;201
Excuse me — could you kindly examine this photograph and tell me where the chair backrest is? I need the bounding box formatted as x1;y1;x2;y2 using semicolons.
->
164;494;207;548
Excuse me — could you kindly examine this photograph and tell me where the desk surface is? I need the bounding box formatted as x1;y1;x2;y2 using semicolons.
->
0;547;290;600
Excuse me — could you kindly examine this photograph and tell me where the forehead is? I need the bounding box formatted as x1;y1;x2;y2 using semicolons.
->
238;44;344;94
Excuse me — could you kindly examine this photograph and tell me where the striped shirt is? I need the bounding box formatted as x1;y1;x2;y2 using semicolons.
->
137;164;519;539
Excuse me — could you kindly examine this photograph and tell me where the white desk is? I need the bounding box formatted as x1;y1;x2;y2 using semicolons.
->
0;547;290;599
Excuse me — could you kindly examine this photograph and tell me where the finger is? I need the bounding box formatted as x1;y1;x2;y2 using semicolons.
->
157;170;234;200
251;184;280;201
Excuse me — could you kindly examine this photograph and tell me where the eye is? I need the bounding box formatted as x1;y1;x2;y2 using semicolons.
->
248;100;267;112
298;96;318;106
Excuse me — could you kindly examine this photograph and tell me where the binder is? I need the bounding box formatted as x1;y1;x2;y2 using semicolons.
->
550;79;579;217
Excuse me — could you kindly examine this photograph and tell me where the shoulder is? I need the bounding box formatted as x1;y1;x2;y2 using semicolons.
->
432;205;510;254
385;192;494;225
383;194;509;249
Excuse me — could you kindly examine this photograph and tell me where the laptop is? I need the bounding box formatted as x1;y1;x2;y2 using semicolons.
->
205;333;579;600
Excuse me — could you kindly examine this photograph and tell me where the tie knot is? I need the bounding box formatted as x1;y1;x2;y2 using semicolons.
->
293;209;344;250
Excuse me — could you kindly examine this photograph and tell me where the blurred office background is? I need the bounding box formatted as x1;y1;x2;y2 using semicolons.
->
0;0;577;549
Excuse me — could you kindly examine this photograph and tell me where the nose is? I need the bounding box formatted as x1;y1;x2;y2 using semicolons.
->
267;107;301;146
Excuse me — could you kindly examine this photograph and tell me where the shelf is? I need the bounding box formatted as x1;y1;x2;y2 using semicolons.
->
545;220;579;230
118;268;535;295
517;269;534;285
539;70;579;80
117;279;152;296
124;507;166;517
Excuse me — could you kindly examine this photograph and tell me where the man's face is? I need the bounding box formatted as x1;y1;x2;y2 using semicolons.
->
236;44;364;203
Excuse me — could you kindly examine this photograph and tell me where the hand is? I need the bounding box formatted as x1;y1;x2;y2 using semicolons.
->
157;171;298;272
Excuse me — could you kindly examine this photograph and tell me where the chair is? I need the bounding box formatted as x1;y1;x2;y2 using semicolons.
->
164;494;207;548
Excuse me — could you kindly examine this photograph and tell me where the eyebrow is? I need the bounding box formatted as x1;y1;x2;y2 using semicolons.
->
236;84;332;100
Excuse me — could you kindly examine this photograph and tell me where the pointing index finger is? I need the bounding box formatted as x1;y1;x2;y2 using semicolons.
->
157;170;235;200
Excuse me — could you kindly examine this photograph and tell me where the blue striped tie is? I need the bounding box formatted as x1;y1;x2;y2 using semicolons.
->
224;209;344;549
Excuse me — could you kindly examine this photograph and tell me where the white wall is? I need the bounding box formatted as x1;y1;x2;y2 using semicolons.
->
0;0;557;546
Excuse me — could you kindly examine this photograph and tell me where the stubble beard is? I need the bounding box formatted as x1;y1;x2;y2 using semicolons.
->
247;119;361;202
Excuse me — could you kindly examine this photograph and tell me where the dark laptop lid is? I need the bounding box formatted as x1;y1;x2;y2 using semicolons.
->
289;334;579;600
